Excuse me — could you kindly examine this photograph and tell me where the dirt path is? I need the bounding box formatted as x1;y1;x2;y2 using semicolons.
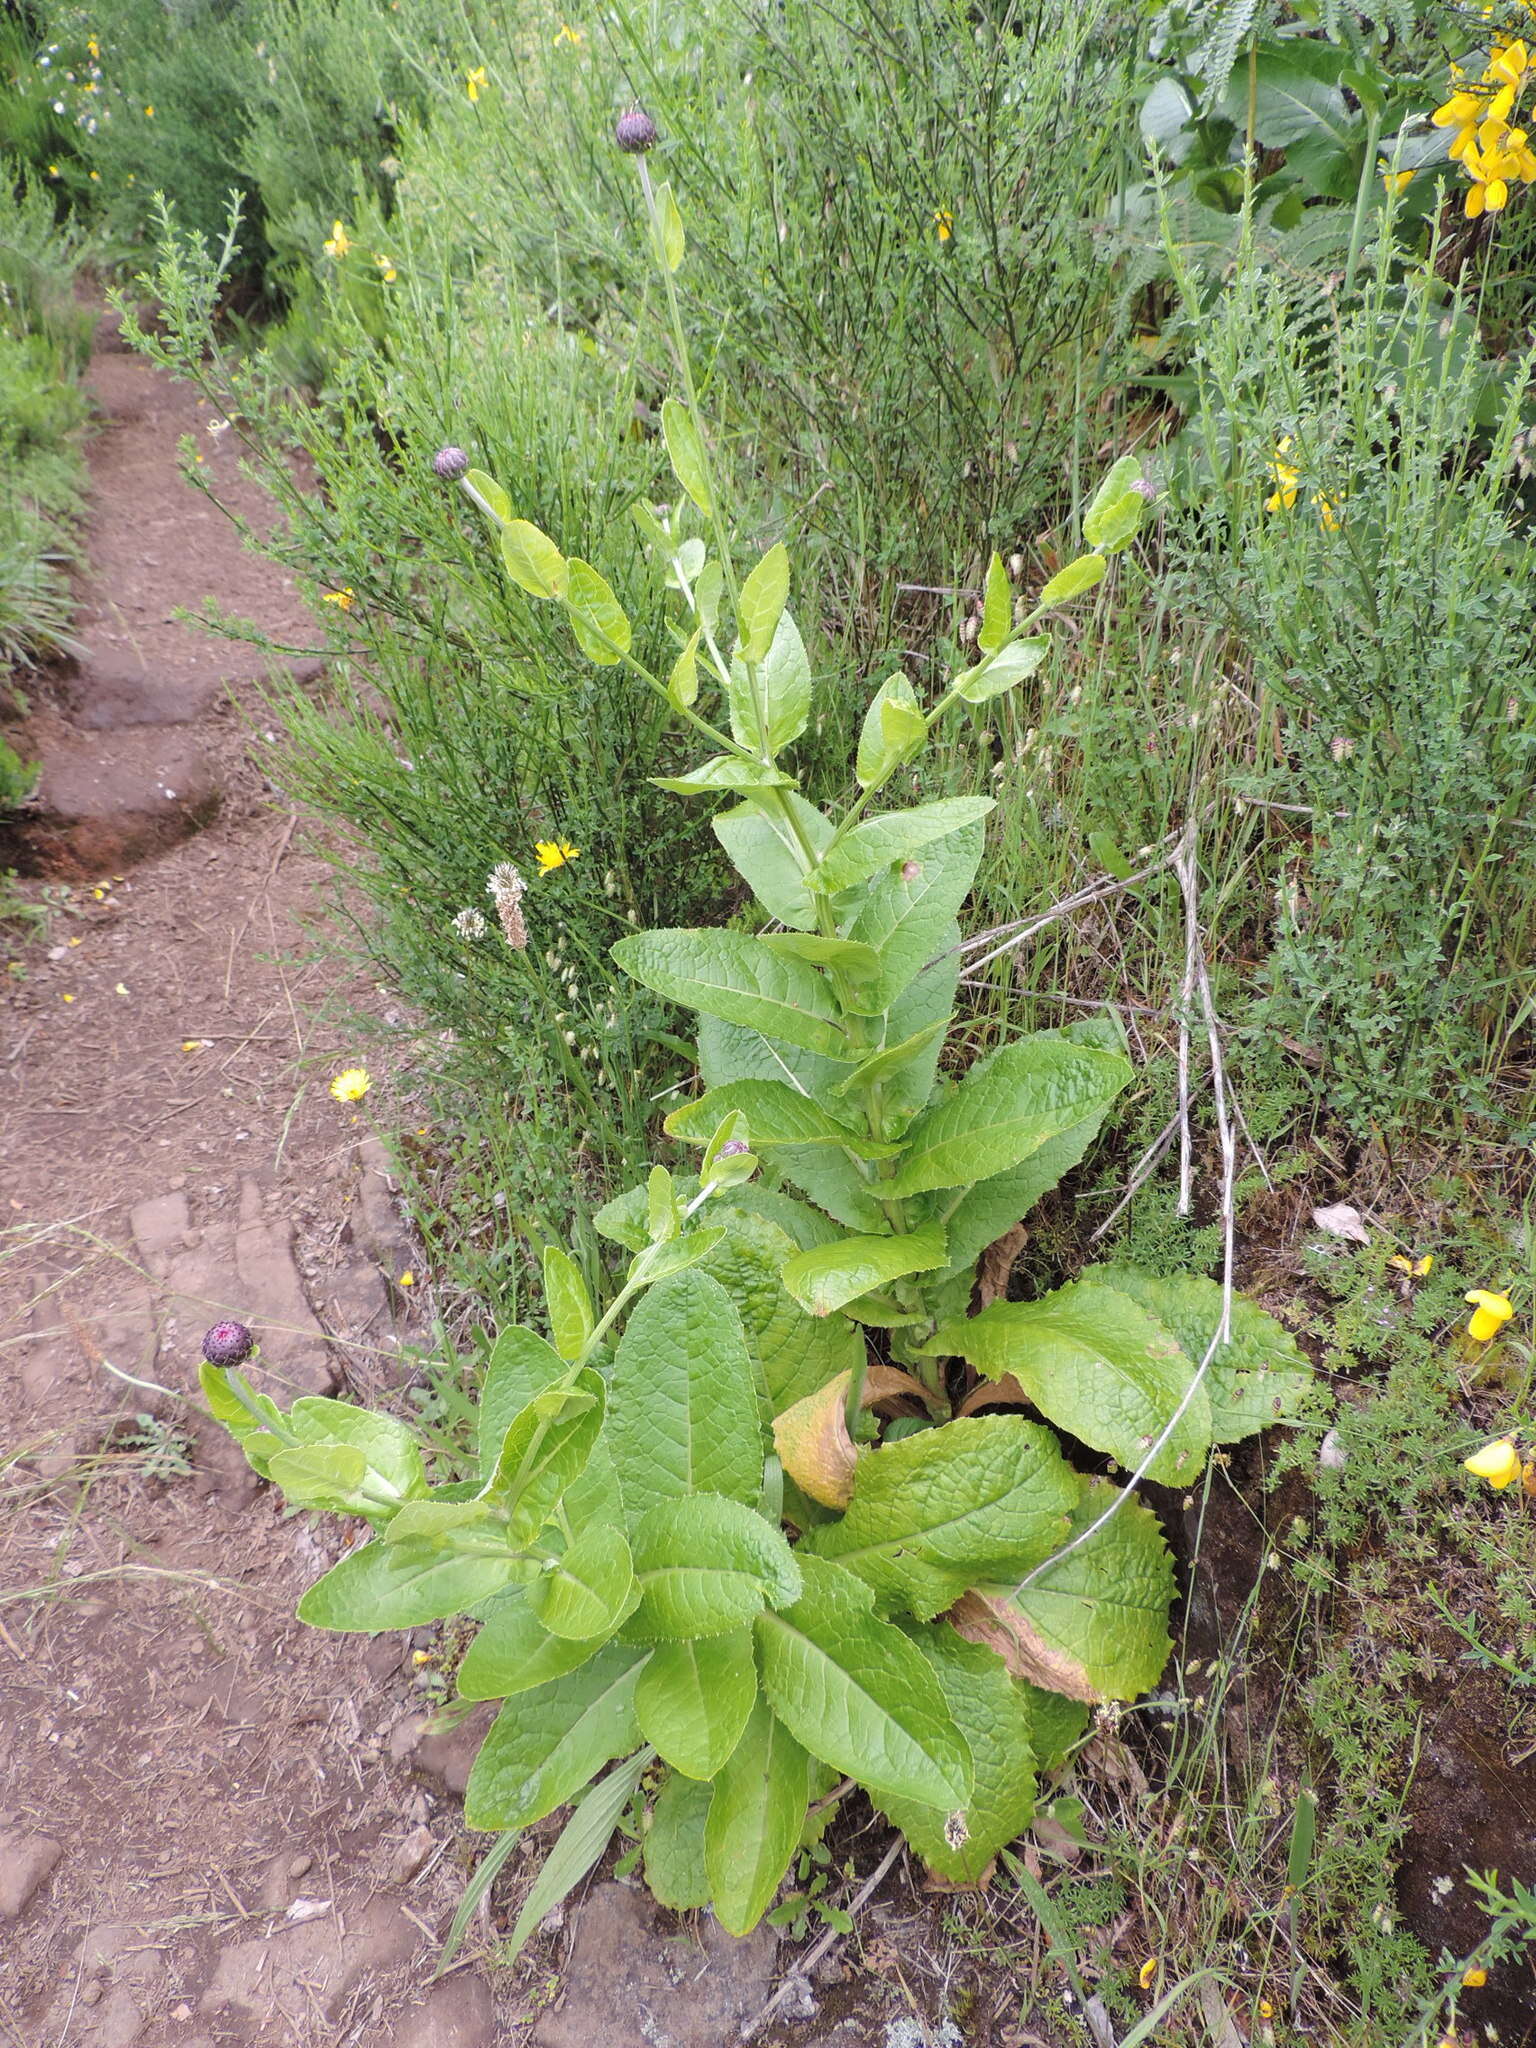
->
0;317;501;2048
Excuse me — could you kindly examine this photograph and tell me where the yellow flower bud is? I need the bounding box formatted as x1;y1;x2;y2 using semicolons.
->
1464;1289;1514;1341
1463;1438;1521;1488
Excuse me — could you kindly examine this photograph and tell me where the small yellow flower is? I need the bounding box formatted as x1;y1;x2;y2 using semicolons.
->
144;104;154;117
61;992;75;1003
87;36;100;57
1265;437;1301;513
329;1066;372;1103
1464;1289;1514;1341
553;21;586;43
534;838;580;875
46;163;60;178
1463;1438;1522;1488
374;254;399;283
933;208;954;242
466;65;488;101
1389;1252;1434;1277
1382;168;1414;194
1138;1957;1158;1990
323;219;352;259
1259;2001;1274;2019
1463;1965;1488;1987
88;170;100;182
322;586;355;610
399;1270;415;1288
411;1648;433;1666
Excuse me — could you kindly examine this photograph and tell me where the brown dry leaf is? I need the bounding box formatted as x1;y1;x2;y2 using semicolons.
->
1311;1200;1370;1244
976;1223;1028;1307
772;1364;934;1509
957;1373;1031;1417
949;1589;1101;1703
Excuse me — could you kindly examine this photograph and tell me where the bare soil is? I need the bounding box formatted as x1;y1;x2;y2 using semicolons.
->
0;315;502;2048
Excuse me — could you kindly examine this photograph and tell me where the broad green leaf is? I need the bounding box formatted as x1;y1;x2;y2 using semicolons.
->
757;933;882;982
562;1436;624;1529
563;558;631;665
1247;46;1351;149
737;542;790;664
606;1270;761;1526
975;1478;1175;1702
635;1627;758;1778
286;1396;426;1501
729;609;812;755
500;519;567;600
629;1492;801;1639
612;929;851;1059
922;1024;1128;1272
266;1442;367;1510
464;467;510;524
814;796;995;895
1078;1264;1313;1442
542;1245;593;1362
665;1080;900;1158
845;819;985;1011
695;559;724;634
626;1226;727;1287
478;1325;567;1477
755;1554;972;1810
457;1590;612;1699
978;552;1012;656
661;396;711;515
1084;455;1142;529
464;1644;648;1830
780;1222;948;1319
1082;493;1142;554
880;1626;1036;1883
930;1282;1211;1486
830;1020;947;1102
806;1415;1079;1618
713;796;834;932
630;498;670;550
199;1361;282;1477
298;1538;520;1631
955;636;1050;704
530;1522;635;1641
1035;554;1106;610
480;1369;604;1542
654;178;685;270
382;1497;506;1547
653;757;793;796
884;1038;1131;1199
644;1772;713;1909
647;1165;679;1244
667;629;700;710
1026;1682;1090;1770
705;1699;811;1934
856;672;927;789
700;1203;863;1416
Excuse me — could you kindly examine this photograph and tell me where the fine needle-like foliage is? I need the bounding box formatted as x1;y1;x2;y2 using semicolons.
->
200;116;1315;1935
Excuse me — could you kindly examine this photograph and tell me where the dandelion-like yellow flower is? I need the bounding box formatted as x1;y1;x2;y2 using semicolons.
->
323;220;352;258
329;1066;372;1102
1463;1437;1521;1487
534;839;580;875
466;66;488;101
1464;1289;1514;1341
933;208;954;242
322;586;355;610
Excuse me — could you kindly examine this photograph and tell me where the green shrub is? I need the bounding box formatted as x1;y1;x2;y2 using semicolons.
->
198;157;1314;1946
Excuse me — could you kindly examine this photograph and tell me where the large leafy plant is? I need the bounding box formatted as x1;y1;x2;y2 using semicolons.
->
202;124;1313;1935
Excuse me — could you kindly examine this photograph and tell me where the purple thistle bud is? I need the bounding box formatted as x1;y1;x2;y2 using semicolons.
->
615;106;658;153
433;444;469;480
718;1139;750;1158
202;1319;255;1368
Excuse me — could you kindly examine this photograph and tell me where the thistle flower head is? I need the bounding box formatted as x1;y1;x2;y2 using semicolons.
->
433;444;469;480
615;105;658;152
202;1319;254;1368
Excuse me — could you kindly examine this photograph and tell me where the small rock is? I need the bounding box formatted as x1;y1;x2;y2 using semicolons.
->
287;1853;313;1880
391;1706;495;1798
79;1982;103;2008
387;1825;436;1885
0;1831;62;1919
390;1975;497;2048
